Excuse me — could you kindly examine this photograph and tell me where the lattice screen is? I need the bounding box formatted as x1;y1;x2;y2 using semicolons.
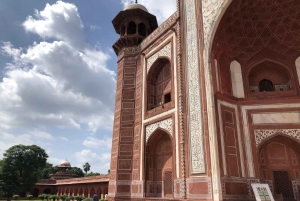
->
164;172;173;196
273;171;291;198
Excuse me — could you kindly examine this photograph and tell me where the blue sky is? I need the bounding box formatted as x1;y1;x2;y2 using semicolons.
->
0;0;176;174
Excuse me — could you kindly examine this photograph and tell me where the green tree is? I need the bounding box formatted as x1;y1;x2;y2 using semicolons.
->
69;167;84;177
84;172;100;177
0;159;4;172
0;160;20;200
39;163;58;179
0;145;48;198
83;162;90;174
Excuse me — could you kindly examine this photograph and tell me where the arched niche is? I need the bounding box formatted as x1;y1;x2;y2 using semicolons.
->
147;58;172;110
258;135;300;200
127;21;136;35
33;188;39;197
145;129;173;198
138;22;147;37
247;60;293;96
230;60;245;98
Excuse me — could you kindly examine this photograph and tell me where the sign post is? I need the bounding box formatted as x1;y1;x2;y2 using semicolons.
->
251;183;275;201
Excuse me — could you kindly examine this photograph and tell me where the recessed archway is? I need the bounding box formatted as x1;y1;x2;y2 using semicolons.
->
259;135;300;200
145;129;173;198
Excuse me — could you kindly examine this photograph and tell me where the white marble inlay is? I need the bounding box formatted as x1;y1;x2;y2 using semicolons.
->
185;0;205;174
252;112;300;124
147;43;171;74
145;118;172;143
255;129;300;147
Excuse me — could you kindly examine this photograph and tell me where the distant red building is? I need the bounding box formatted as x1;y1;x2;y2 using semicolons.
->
33;160;108;199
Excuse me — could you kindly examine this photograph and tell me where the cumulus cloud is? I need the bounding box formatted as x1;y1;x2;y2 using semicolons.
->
121;0;177;24
48;156;64;165
31;130;53;139
23;1;85;48
59;136;68;141
0;1;115;133
83;136;112;149
0;129;34;158
74;149;110;173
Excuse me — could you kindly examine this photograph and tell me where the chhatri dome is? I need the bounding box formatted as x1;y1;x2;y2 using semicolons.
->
58;159;71;167
124;1;148;12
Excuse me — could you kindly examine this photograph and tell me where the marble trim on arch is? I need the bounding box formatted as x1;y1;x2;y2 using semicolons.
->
185;0;205;174
146;43;171;74
254;129;300;147
145;117;172;143
202;0;232;48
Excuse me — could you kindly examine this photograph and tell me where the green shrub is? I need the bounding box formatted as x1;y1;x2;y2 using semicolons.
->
39;194;47;201
70;196;75;201
59;194;68;201
83;198;92;201
100;199;105;201
75;196;85;201
13;195;19;200
27;195;33;200
49;194;58;201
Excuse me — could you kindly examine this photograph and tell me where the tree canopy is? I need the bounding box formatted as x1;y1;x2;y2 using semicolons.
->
84;172;100;177
0;145;48;198
69;167;84;177
83;162;90;174
39;163;58;179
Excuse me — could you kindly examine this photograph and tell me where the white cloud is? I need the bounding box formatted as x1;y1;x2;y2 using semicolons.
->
74;150;110;173
0;130;34;157
23;1;85;48
31;130;53;139
48;156;64;165
121;0;177;24
83;136;112;149
0;1;115;133
59;136;68;141
89;25;101;31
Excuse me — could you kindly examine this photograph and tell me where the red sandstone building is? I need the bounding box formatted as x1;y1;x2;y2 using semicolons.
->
108;0;300;200
34;160;109;199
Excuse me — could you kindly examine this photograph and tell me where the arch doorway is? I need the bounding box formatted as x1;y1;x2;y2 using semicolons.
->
259;135;300;200
146;129;173;198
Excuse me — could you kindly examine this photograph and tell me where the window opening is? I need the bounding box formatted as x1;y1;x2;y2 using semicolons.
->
164;93;171;103
138;23;147;37
259;79;274;92
127;21;136;35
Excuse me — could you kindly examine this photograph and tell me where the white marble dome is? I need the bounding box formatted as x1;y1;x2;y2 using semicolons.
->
59;159;71;167
124;3;148;12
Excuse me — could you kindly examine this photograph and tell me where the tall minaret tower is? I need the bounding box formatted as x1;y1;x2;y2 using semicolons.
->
109;2;157;199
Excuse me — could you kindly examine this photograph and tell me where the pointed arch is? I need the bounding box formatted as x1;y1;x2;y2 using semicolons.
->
145;117;172;143
145;129;174;198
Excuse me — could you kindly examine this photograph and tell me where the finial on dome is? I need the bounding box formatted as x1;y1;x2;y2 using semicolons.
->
135;0;138;3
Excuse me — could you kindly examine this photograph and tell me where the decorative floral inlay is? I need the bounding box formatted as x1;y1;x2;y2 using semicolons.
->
254;129;300;147
146;43;171;74
145;118;172;143
202;0;231;47
185;0;205;174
